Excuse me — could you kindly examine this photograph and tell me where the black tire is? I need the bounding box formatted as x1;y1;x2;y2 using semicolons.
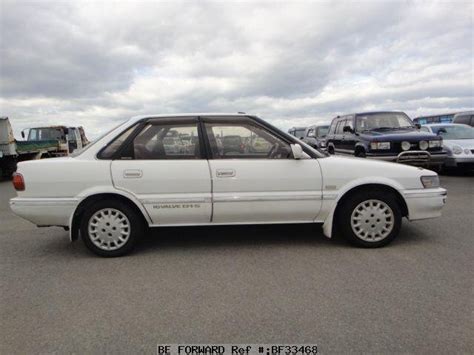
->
355;148;366;158
80;199;144;257
336;189;402;248
327;145;335;155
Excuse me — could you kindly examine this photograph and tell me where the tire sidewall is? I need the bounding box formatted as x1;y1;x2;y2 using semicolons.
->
338;190;402;248
80;199;143;257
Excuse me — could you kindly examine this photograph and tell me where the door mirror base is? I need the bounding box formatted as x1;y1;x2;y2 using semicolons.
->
290;144;304;159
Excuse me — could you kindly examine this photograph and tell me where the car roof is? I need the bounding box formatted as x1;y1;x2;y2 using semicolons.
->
128;112;249;124
354;111;406;116
308;122;330;128
453;111;474;116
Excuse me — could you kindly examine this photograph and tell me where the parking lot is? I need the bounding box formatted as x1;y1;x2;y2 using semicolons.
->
0;172;473;353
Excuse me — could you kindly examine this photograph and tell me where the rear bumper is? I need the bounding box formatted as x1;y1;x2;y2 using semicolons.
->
366;151;446;166
9;197;78;226
402;188;447;221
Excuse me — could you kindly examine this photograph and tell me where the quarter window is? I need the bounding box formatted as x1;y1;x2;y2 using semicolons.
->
99;125;137;159
204;120;292;159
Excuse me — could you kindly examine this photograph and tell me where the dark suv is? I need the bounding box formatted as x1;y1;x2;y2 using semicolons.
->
326;111;446;167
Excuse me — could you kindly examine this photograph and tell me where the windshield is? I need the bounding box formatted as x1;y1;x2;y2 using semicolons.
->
432;125;474;139
356;113;414;131
28;128;65;141
317;126;329;137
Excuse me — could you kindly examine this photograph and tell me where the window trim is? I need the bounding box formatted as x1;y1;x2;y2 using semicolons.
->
97;115;323;160
200;116;293;160
97;122;144;160
97;117;204;160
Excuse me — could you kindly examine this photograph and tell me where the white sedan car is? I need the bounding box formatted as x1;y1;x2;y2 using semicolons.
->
10;113;447;257
421;123;474;170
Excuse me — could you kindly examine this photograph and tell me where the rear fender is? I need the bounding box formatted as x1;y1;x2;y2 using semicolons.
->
68;186;152;241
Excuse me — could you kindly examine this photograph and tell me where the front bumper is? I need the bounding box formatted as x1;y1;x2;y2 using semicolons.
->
444;156;474;168
366;151;447;167
402;188;447;221
9;197;78;227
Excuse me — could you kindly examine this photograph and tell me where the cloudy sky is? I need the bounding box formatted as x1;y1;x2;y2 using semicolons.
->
1;1;473;138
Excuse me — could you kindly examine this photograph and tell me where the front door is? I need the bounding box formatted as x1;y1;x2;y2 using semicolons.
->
111;118;212;225
202;116;323;224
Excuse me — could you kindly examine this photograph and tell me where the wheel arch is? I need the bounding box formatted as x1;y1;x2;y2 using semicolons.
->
69;191;151;241
322;182;408;238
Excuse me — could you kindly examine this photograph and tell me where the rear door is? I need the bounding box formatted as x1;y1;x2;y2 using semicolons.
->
202;116;322;224
110;117;212;225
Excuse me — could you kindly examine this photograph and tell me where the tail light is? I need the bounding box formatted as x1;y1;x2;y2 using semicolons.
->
12;173;25;191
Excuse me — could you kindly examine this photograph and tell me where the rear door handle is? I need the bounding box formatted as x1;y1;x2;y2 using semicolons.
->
216;169;236;178
123;169;143;178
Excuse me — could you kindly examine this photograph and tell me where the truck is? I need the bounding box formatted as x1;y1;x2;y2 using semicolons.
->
0;117;89;178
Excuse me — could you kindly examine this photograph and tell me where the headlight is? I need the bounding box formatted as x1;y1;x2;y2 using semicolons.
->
401;141;411;151
419;140;428;150
370;142;391;150
429;140;442;148
421;175;440;188
452;145;463;155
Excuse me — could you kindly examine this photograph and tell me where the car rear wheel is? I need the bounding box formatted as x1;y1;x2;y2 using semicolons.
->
337;190;402;247
80;199;144;257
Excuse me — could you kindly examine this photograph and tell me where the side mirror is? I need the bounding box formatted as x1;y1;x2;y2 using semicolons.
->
291;144;304;160
21;130;25;139
415;123;421;129
343;126;353;133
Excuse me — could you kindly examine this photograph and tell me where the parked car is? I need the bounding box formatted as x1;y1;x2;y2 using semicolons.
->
325;111;446;168
10;113;446;257
302;123;330;150
452;111;474;127
288;126;307;139
421;123;474;170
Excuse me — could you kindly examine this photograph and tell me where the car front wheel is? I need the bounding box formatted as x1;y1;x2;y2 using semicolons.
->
337;190;402;247
80;199;144;257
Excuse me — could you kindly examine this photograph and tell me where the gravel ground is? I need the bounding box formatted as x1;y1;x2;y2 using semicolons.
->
0;172;473;353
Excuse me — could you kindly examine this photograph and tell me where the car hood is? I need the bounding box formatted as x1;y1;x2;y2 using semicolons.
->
443;139;474;149
359;129;438;141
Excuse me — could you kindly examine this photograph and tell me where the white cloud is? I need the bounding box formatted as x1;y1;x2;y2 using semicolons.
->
0;1;473;138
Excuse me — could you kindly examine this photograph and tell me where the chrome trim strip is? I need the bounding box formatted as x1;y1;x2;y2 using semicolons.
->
322;194;338;200
403;189;447;199
141;198;211;204
9;198;79;206
213;194;322;203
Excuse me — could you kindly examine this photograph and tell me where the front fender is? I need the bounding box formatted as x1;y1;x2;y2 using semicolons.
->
321;177;406;238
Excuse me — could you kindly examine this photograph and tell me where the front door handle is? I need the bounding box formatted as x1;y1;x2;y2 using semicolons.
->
123;169;143;178
216;169;236;178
